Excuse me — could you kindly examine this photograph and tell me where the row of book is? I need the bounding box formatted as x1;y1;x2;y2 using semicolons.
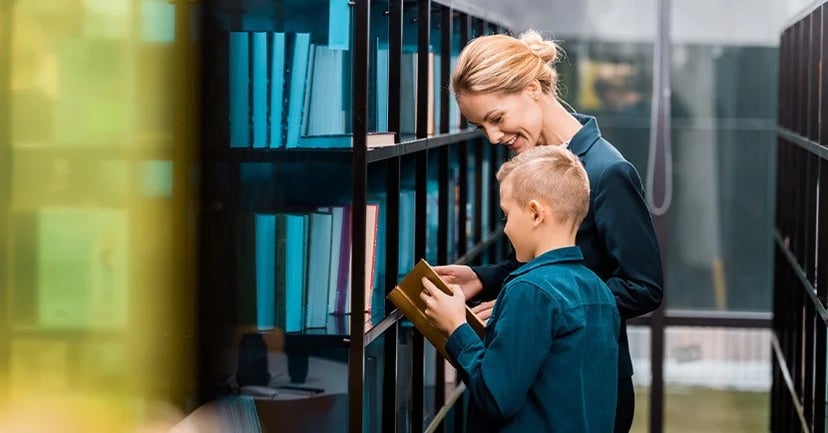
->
226;29;467;150
233;191;416;332
230;155;498;332
228;31;396;149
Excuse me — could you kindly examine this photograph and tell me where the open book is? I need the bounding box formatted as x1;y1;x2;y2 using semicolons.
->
388;259;486;361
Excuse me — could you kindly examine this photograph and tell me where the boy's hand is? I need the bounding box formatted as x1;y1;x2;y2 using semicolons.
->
420;277;467;336
433;265;483;300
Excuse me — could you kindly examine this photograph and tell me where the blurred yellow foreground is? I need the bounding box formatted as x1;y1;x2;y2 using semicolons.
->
0;1;199;431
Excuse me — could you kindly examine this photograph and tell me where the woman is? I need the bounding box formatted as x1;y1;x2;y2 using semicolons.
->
435;29;663;433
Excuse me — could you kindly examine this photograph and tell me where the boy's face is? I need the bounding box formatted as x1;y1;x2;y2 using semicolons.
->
457;85;544;154
500;182;538;263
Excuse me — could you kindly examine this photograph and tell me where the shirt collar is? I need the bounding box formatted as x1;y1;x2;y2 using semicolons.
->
567;113;602;157
507;246;585;280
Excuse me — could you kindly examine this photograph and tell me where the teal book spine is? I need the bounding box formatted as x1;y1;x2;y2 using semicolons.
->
285;33;311;148
229;32;250;148
269;32;286;148
255;214;276;330
284;213;308;332
328;0;350;50
251;32;268;149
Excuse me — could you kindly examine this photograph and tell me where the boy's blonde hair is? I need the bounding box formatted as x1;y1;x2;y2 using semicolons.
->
451;29;562;97
496;145;590;229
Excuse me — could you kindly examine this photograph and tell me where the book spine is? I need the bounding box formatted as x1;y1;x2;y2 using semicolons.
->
251;32;268;149
229;32;250;148
269;32;286;148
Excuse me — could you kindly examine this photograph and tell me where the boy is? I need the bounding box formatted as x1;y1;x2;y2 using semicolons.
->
420;145;620;433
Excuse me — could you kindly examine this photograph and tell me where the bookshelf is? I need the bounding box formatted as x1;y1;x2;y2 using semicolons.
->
197;0;511;432
774;3;828;432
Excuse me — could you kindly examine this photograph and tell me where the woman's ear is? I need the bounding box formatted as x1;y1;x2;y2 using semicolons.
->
525;81;542;100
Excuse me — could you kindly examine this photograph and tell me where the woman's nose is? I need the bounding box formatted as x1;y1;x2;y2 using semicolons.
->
484;126;503;144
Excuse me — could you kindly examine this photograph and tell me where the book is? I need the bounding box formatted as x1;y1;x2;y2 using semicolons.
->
305;212;333;329
229;32;249;148
251;32;268;149
270;32;286;148
297;132;395;149
387;259;485;362
285;33;312;148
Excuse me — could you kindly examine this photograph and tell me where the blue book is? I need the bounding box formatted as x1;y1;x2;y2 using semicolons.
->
270;32;286;148
305;212;333;329
297;132;394;149
251;32;268;148
283;213;308;332
426;178;439;263
328;0;350;50
369;195;387;323
229;32;249;148
375;43;389;132
255;214;276;330
398;189;416;275
304;45;346;136
285;33;311;148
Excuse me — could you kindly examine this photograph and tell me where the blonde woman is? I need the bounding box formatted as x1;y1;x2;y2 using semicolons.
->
435;30;663;433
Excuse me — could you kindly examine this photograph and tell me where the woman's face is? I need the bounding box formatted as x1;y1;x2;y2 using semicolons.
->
456;86;545;154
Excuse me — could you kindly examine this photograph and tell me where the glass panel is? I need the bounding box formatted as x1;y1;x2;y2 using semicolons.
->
666;44;776;312
628;325;652;433
557;39;654;174
663;327;771;432
1;0;197;430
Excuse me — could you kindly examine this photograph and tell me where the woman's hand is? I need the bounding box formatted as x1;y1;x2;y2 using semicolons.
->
471;300;496;323
420;277;468;336
433;265;484;300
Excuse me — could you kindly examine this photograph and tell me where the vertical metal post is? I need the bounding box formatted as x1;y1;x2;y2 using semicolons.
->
648;0;672;431
413;3;431;429
350;1;370;432
456;14;470;257
434;7;452;431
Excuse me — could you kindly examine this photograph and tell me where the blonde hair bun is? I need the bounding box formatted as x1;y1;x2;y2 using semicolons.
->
519;29;560;65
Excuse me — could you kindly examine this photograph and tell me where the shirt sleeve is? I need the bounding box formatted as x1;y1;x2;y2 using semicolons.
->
445;282;556;421
593;159;664;319
470;258;522;300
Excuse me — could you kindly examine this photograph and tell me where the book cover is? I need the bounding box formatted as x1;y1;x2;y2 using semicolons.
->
387;259;485;362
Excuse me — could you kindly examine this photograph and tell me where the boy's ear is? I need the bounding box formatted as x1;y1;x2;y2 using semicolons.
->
528;199;544;225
